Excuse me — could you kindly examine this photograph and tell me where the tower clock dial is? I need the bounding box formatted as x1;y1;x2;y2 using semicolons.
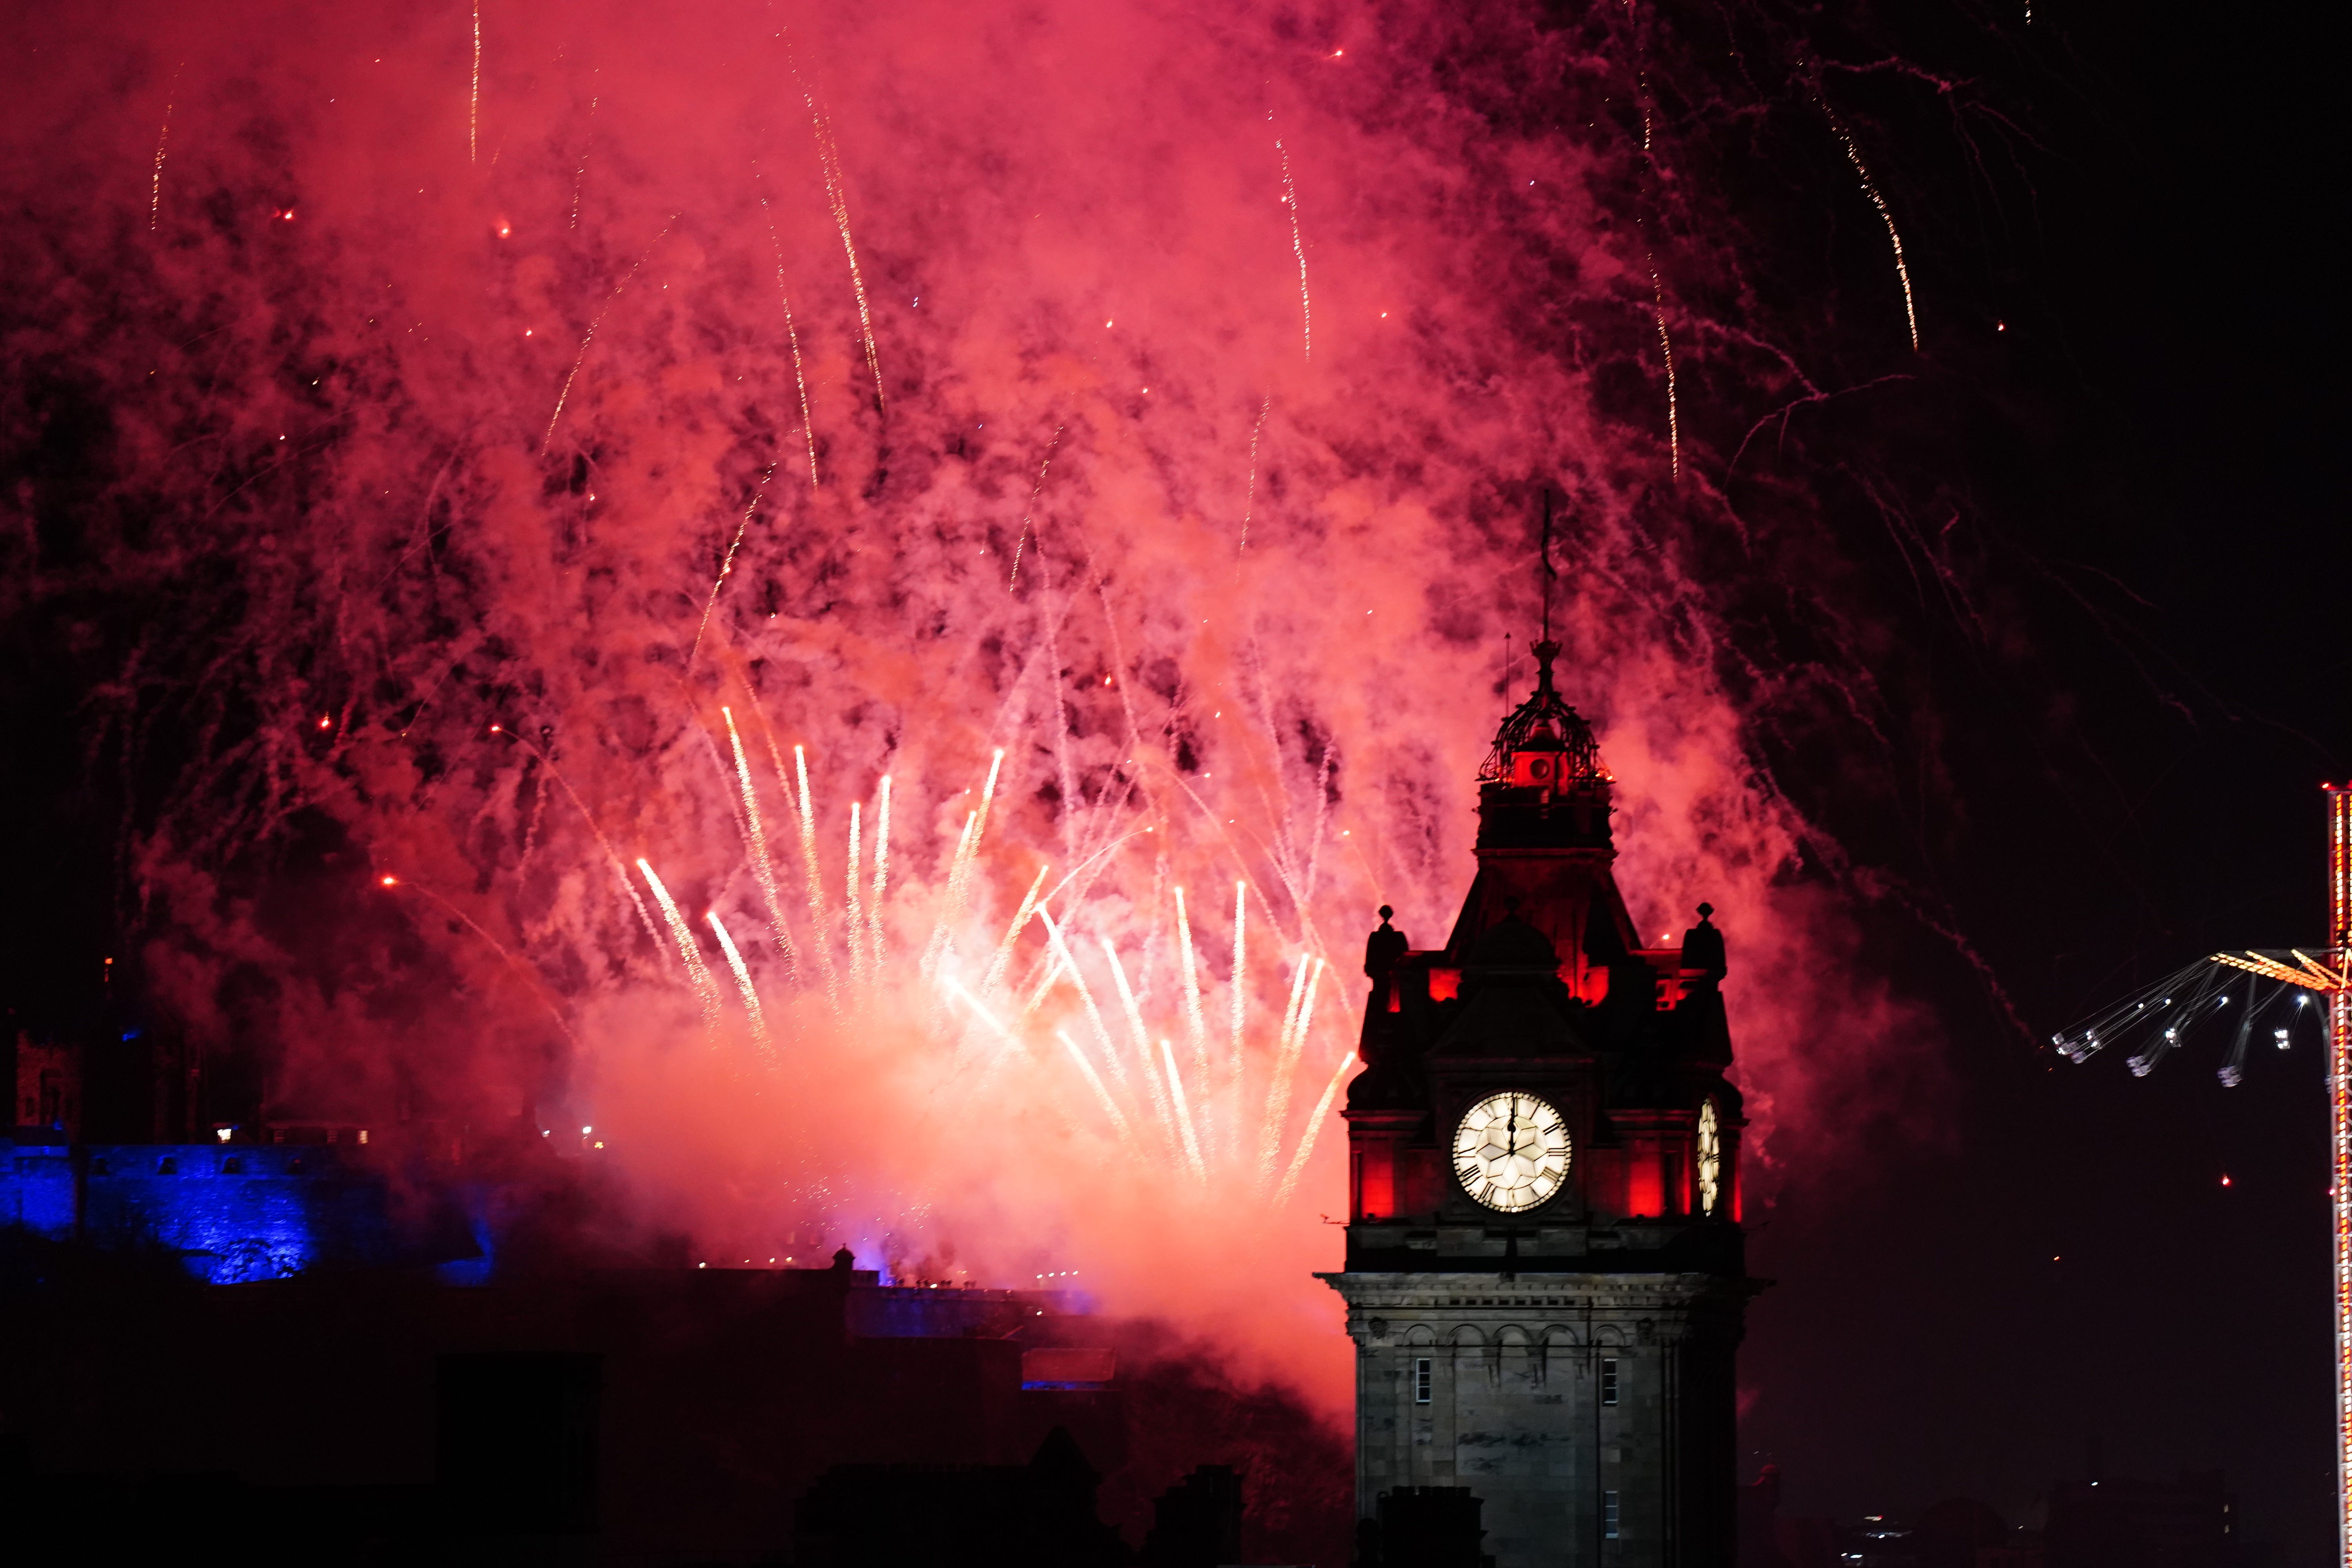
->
1452;1091;1572;1213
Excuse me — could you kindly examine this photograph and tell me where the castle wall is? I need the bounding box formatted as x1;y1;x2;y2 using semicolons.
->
0;1143;424;1281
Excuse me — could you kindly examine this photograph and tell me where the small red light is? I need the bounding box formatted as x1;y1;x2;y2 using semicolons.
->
489;724;502;733
379;875;397;887
2221;1174;2232;1187
318;716;331;729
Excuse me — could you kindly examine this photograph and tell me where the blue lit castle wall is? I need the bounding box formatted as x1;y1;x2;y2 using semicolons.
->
3;1138;75;1236
2;1141;443;1283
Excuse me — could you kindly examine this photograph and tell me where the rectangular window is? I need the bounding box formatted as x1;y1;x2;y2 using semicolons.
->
1601;1357;1619;1406
1414;1357;1433;1404
1360;1148;1395;1219
1603;1490;1621;1539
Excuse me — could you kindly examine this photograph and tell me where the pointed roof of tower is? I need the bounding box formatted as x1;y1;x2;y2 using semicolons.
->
1447;638;1637;965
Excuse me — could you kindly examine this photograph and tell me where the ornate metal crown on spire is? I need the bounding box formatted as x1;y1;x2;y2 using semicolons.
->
1478;639;1606;786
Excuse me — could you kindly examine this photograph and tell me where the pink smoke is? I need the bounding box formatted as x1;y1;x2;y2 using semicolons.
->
0;0;1947;1411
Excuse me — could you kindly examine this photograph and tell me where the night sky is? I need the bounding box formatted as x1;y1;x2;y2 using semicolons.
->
0;1;2344;1560
1733;3;2345;1558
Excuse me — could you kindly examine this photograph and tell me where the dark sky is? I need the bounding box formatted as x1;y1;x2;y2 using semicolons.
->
1737;2;2347;1558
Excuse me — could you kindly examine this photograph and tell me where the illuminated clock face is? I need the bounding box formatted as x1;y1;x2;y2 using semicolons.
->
1696;1099;1722;1216
1452;1091;1571;1213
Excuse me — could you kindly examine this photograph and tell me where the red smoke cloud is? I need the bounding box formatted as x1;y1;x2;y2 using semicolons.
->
0;0;1944;1411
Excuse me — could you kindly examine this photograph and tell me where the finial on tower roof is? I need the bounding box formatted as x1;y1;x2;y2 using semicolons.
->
1479;636;1601;787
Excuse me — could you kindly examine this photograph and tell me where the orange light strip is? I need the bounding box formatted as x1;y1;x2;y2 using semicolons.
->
2212;951;2336;991
2295;947;2352;988
2328;784;2352;1568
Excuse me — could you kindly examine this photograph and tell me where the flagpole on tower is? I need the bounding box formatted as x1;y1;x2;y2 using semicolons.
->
1539;487;1555;646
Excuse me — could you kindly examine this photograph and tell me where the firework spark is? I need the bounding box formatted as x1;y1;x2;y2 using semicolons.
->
1040;909;1127;1091
706;911;770;1054
541;735;1351;1212
469;2;482;164
846;800;866;992
1162;1038;1207;1181
804;89;885;412
721;706;800;981
1228;880;1249;1098
953;751;1004;916
791;744;842;1009
867;775;892;984
1238;395;1270;554
1259;957;1323;1191
148;75;175;231
689;466;776;667
542;217;676;452
569;87;598;231
1650;259;1680;479
755;162;821;487
384;875;579;1047
1007;427;1064;592
923;813;978;984
1276;137;1311;361
1824;103;1920;351
637;859;722;1028
495;727;665;958
1058;1029;1139;1152
1104;937;1178;1156
979;863;1049;1000
1274;1047;1356;1207
1174;885;1211;1081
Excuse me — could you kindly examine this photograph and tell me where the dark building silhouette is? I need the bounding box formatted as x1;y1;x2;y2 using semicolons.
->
1140;1461;1244;1567
13;1030;81;1138
2047;1469;2237;1568
1739;1464;1789;1568
1913;1498;2012;1568
1323;640;1755;1567
0;1213;1350;1561
1356;1484;1495;1567
794;1425;1134;1567
437;1352;603;1537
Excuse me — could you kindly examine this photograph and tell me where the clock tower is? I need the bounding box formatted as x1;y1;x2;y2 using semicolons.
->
1320;640;1755;1568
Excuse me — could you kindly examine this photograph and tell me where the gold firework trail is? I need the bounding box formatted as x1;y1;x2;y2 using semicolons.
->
690;466;776;667
755;161;822;487
804;89;885;411
1822;100;1920;351
149;74;176;231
